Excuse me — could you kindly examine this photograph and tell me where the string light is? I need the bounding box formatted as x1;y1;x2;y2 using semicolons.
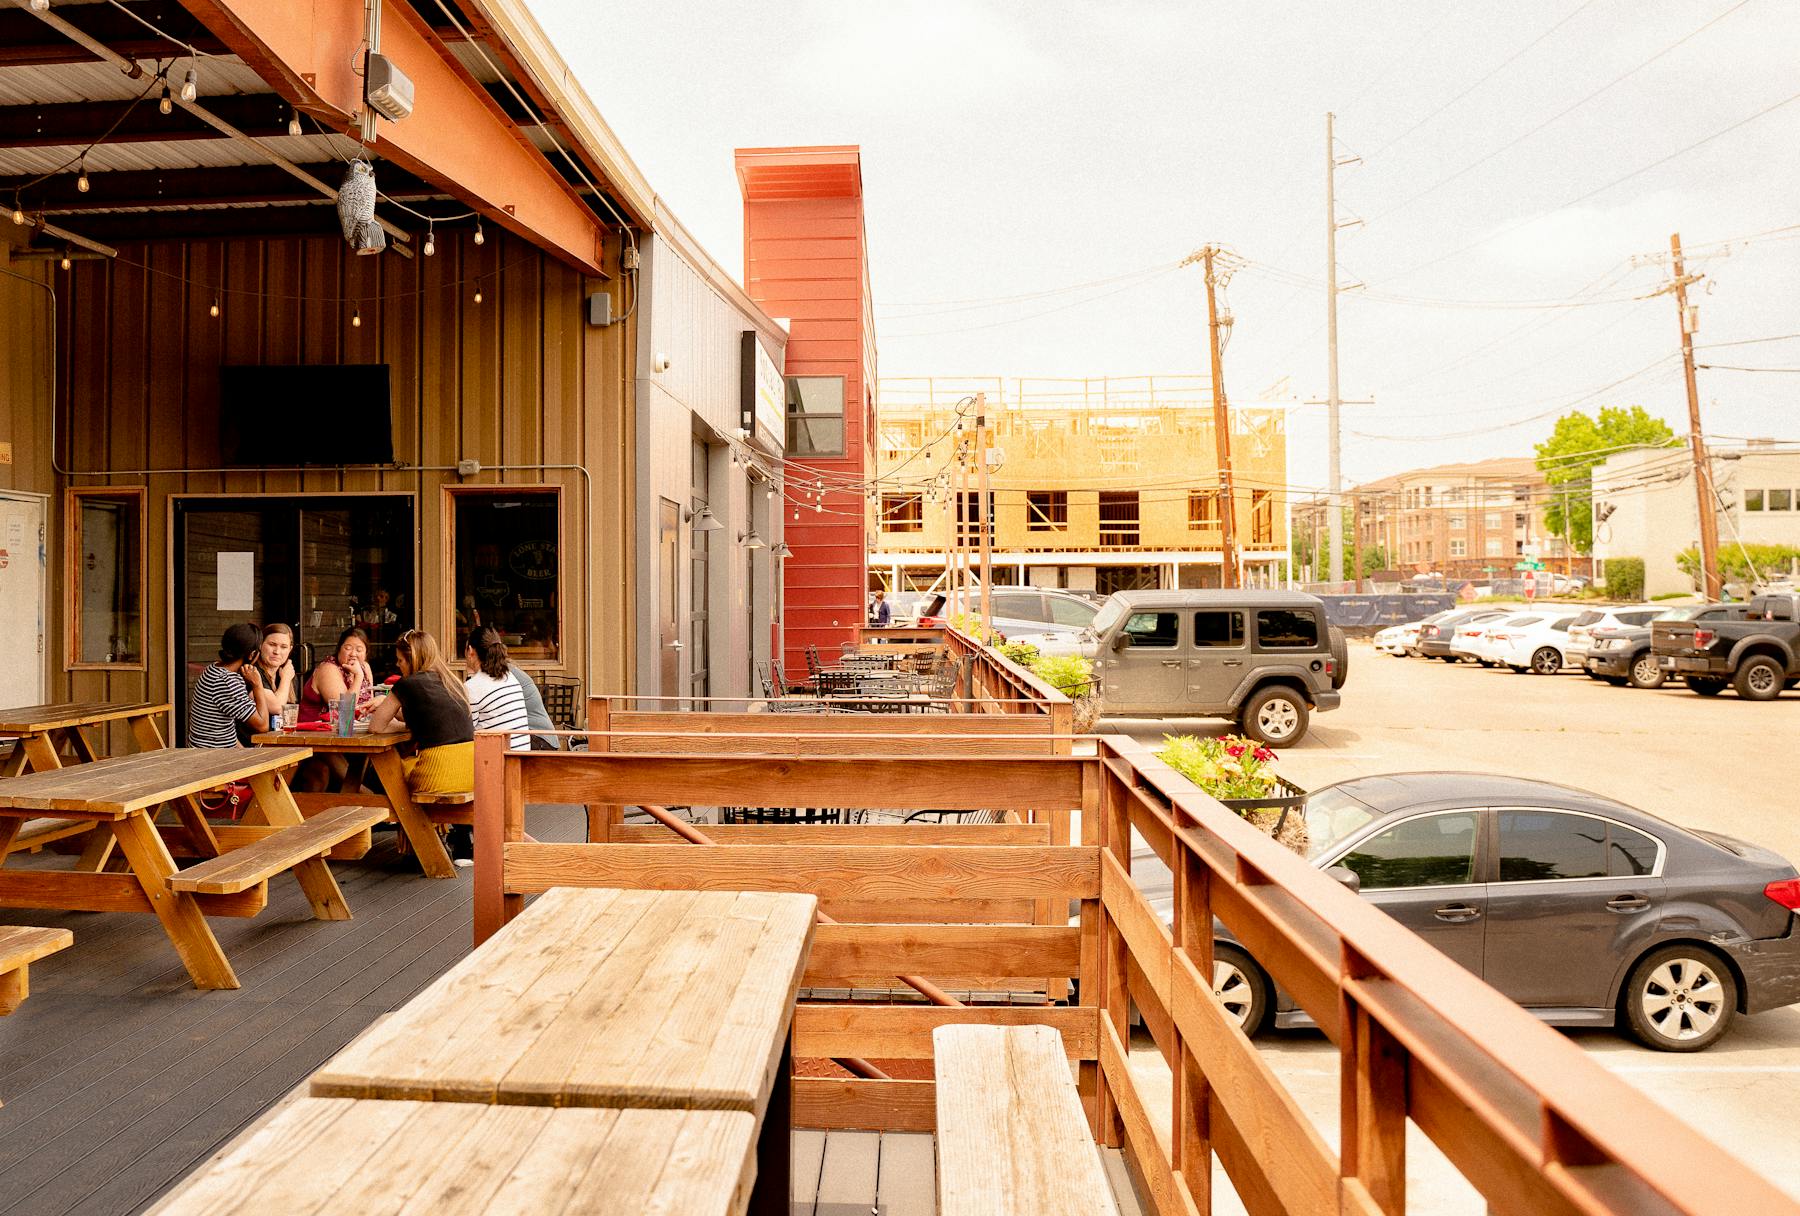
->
158;86;172;116
422;225;435;257
179;67;198;103
28;0;49;11
287;109;303;137
473;285;483;304
10;204;23;226
473;219;485;246
209;297;219;318
351;307;362;328
60;251;72;271
75;159;89;193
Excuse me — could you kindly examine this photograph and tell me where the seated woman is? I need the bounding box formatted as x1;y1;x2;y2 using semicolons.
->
188;623;269;748
464;626;531;751
299;627;374;724
249;623;297;725
369;629;476;863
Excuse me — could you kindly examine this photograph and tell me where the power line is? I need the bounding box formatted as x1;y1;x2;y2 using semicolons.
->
880;267;1182;338
873;262;1181;313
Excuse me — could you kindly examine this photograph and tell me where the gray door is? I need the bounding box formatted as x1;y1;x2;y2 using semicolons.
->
0;491;47;708
657;499;681;698
1480;808;1665;1008
1332;809;1485;975
1102;609;1184;712
1186;609;1247;710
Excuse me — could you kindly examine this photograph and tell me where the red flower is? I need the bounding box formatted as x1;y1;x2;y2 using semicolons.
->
1225;743;1246;758
1253;747;1275;762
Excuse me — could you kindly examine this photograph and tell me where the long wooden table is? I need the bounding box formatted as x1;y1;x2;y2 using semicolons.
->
250;729;456;878
312;887;817;1214
149;1100;759;1214
0;701;169;776
0;746;362;989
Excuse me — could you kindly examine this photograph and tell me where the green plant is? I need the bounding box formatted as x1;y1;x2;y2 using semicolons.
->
997;640;1041;667
948;612;996;646
1028;654;1094;699
1675;542;1800;586
1534;406;1678;553
1158;733;1280;803
1650;591;1692;602
1602;557;1645;600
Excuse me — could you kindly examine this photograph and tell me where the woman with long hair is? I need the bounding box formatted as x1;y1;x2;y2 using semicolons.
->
369;628;476;862
464;626;531;751
250;623;297;721
298;627;374;724
188;623;270;748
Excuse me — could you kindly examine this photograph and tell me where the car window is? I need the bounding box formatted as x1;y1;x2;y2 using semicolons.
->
991;592;1044;622
1122;611;1180;648
1549;618;1573;632
1608;824;1659;877
1091;599;1125;636
1618;611;1660;626
1509;616;1542;627
1194;610;1245;648
1571;612;1601;627
1048;597;1097;627
1496;809;1610;881
1255;609;1319;649
1336;811;1479;889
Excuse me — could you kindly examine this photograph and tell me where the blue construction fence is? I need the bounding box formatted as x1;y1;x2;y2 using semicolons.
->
1317;593;1460;629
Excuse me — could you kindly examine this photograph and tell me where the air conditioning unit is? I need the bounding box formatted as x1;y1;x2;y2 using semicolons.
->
365;54;414;123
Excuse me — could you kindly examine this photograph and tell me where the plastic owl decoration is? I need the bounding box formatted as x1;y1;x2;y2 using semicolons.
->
337;159;387;255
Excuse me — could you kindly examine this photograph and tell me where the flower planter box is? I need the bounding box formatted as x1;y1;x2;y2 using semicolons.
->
1219;776;1309;853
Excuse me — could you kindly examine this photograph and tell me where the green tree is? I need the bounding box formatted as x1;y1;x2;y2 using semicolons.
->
1534;406;1677;554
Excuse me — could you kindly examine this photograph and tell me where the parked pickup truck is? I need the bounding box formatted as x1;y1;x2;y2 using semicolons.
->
1653;594;1800;699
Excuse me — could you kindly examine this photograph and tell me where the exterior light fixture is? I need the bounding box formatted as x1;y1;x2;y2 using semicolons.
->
739;530;767;551
159;86;172;116
29;0;50;11
351;307;362;328
473;286;483;304
473;219;485;246
770;541;794;558
180;67;198;103
60;251;72;270
691;506;724;532
75;160;89;192
422;226;435;257
11;205;23;226
209;297;220;318
287;109;303;137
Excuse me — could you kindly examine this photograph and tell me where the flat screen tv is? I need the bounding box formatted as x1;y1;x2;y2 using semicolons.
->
219;364;394;465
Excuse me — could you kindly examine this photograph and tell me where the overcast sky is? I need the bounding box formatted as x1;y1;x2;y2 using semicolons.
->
534;1;1799;490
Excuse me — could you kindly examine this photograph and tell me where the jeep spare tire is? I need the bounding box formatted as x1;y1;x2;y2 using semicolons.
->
1241;685;1309;747
1327;625;1349;689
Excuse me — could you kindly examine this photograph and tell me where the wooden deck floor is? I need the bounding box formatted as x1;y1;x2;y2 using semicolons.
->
1;805;1145;1215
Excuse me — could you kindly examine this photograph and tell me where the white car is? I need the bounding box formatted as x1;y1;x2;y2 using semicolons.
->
1487;609;1586;673
1373;622;1419;655
1462;612;1543;666
1447;613;1512;663
1566;605;1673;670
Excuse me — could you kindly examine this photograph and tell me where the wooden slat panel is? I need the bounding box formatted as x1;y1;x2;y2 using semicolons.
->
818;898;1039;925
606;711;1053;735
610;823;1051;846
0;926;74;970
513;754;1083;811
0;870;266;917
805;923;1080;985
0;747;308;814
501;843;1099;900
794;1078;936;1133
167;805;387;894
603;732;1058;757
1099;1020;1180;1216
794;1004;1098;1061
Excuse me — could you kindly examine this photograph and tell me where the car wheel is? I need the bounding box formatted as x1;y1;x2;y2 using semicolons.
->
1240;686;1308;746
1438;655;1459;663
1621;945;1737;1052
1211;944;1270;1036
1734;655;1785;701
1327;625;1349;689
1584;670;1606;681
1604;676;1628;686
1627;653;1666;690
1530;647;1562;675
1685;675;1726;696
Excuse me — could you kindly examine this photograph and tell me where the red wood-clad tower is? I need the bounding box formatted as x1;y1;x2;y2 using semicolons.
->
736;146;877;674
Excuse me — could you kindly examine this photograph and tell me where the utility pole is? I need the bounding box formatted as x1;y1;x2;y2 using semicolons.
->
1191;245;1239;588
1324;113;1361;592
1654;233;1723;600
976;393;993;628
1350;492;1362;591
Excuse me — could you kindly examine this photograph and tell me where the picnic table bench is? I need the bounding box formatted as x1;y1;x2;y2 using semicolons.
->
311;886;816;1214
934;1024;1120;1216
0;747;373;989
147;1100;758;1215
0;925;72;1015
0;701;169;776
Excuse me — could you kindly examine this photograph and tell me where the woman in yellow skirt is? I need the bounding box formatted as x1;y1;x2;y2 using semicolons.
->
369;629;477;862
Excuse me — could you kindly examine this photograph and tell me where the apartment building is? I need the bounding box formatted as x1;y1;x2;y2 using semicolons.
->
1334;457;1573;577
869;377;1289;594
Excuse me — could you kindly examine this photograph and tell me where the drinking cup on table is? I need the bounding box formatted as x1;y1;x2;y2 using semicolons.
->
280;703;299;730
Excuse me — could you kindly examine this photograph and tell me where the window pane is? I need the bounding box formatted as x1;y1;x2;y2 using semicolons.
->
1496;810;1607;881
787;415;845;457
1770;488;1793;511
1048;597;1096;627
1193;610;1244;647
1338;812;1478;889
1255;609;1318;649
1123;611;1179;648
1027;491;1067;531
785;376;846;457
1745;489;1764;511
992;593;1042;621
453;492;560;662
1608;825;1659;877
74;494;142;664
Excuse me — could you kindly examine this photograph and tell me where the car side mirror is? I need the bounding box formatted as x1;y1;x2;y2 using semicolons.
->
1325;865;1361;893
1110;632;1131;652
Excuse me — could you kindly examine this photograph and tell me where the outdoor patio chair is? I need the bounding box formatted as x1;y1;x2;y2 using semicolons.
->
720;805;846;824
805;645;824;679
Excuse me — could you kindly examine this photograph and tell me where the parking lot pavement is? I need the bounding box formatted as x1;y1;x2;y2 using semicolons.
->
1109;640;1800;1208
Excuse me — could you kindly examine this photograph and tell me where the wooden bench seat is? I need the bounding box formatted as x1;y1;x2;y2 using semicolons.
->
411;789;473;825
1;817;95;856
168;804;388;895
1;925;74;1015
933;1024;1119;1216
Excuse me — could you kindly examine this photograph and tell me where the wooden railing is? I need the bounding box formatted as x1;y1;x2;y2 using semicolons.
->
471;733;1797;1216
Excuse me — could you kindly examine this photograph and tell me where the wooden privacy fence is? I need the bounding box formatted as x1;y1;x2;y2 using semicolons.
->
469;734;1797;1216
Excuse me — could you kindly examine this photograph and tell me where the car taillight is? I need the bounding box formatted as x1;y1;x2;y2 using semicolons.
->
1694;629;1715;647
1325;658;1336;677
1765;878;1800;912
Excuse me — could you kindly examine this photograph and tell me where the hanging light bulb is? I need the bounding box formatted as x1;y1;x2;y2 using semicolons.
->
28;0;50;11
351;307;362;328
209;297;220;318
158;86;172;116
60;251;72;271
473;285;483;304
10;204;23;226
180;67;198;103
75;159;89;193
814;501;824;513
422;225;435;257
473;219;485;246
287;109;303;137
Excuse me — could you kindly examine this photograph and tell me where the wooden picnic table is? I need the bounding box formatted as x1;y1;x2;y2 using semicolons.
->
0;701;169;776
149;1099;758;1215
249;728;456;878
0;746;377;989
312;886;817;1215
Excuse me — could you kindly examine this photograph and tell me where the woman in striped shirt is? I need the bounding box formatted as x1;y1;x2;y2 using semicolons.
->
187;623;270;748
463;626;531;751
